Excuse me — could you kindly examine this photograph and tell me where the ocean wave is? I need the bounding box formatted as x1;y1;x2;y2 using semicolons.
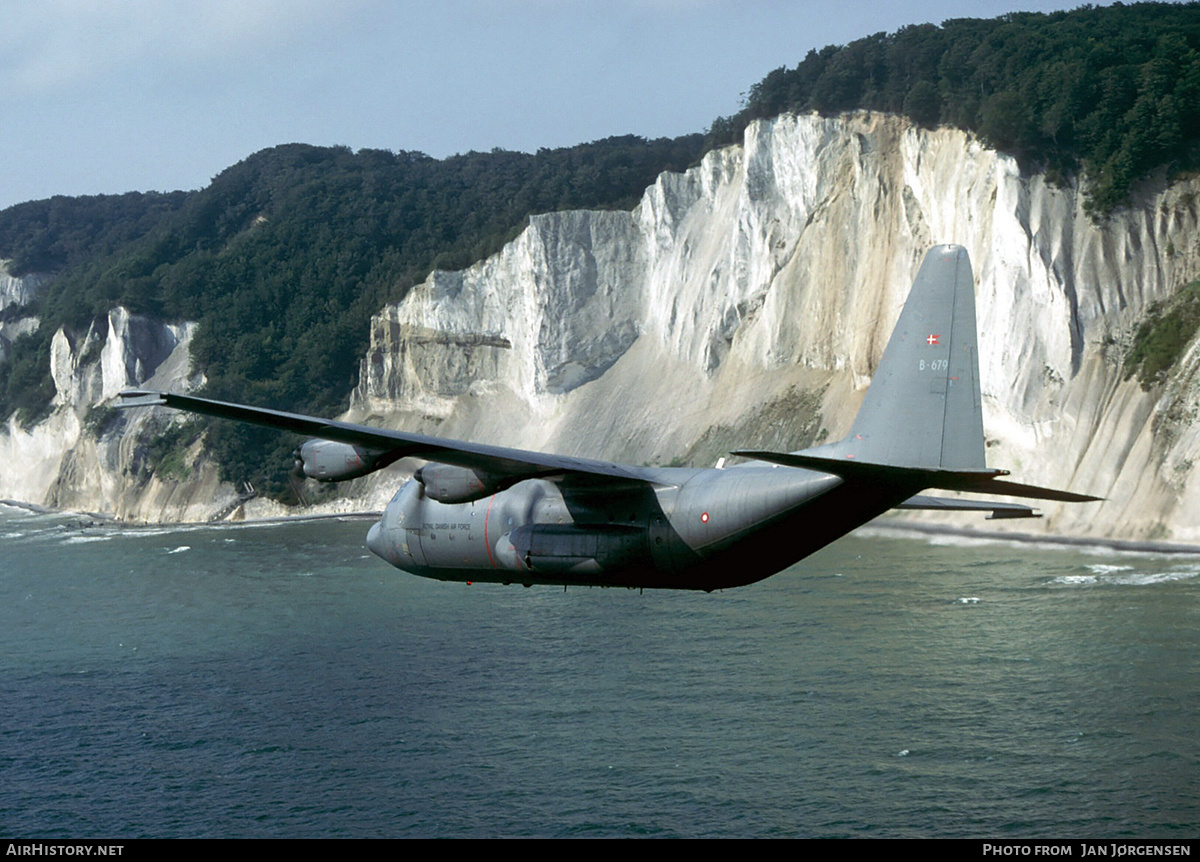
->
60;534;114;545
1051;567;1200;587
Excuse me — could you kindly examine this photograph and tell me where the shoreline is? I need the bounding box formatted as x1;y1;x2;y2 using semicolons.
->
6;497;1200;556
0;499;380;528
864;519;1200;556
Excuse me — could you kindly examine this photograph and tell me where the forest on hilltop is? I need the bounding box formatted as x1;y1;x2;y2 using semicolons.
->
1;2;1197;499
706;2;1200;213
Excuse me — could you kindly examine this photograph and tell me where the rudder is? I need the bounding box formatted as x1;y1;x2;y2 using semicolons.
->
809;244;985;470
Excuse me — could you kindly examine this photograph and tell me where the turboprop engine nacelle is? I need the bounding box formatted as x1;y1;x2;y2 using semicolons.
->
414;463;509;504
295;440;386;482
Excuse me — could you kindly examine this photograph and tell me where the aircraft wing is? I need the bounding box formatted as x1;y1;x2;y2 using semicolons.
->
118;389;655;485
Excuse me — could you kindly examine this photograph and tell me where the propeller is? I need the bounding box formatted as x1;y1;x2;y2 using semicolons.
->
289;447;310;507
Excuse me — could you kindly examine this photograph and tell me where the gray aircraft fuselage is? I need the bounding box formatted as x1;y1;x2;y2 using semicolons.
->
366;465;864;591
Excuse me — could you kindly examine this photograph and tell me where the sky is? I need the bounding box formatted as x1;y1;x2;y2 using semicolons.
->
1;0;1120;211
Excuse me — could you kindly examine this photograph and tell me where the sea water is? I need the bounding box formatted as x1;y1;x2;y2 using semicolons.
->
2;504;1197;838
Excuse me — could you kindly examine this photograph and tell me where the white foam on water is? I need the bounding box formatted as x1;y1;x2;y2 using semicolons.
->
1051;567;1200;587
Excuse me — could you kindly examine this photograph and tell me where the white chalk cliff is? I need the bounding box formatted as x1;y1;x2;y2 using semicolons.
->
0;267;221;520
5;112;1200;540
350;112;1200;541
0;265;43;364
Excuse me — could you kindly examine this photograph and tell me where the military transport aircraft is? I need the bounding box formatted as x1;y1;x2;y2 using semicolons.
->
119;245;1098;591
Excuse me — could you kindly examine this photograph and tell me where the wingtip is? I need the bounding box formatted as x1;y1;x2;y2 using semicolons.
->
116;389;167;408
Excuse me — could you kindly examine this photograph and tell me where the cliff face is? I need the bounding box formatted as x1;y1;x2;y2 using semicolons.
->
5;112;1200;538
351;113;1200;541
0;267;223;520
0;265;43;364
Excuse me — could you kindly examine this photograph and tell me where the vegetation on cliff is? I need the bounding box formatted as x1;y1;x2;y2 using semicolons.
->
1125;280;1200;390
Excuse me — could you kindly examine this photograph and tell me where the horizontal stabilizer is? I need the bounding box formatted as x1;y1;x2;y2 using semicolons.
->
897;494;1042;519
732;450;1101;504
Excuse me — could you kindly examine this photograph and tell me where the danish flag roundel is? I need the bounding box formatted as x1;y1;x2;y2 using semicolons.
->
926;334;940;345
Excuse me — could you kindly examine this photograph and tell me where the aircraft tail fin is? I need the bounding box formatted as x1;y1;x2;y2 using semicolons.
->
807;244;984;470
734;244;1102;507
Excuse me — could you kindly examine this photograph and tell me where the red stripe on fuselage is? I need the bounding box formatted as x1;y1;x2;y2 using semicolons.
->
483;494;497;568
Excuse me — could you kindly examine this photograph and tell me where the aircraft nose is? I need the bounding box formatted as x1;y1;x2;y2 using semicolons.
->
366;519;387;561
